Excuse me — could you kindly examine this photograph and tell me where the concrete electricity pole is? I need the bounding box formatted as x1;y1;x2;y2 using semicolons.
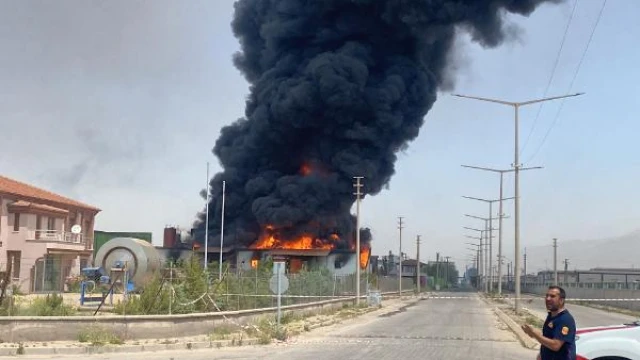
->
445;256;451;288
416;235;421;294
353;176;364;303
465;214;500;292
524;248;527;290
453;92;584;312
466;244;481;289
564;258;569;284
436;252;440;289
465;229;485;290
553;238;558;286
204;162;210;271
466;239;483;290
461;165;542;295
398;216;404;296
463;196;514;292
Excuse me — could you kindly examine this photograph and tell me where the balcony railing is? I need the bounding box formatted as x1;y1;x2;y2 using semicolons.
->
28;230;90;246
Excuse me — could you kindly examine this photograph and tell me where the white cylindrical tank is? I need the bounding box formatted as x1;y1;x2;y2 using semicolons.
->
93;237;162;288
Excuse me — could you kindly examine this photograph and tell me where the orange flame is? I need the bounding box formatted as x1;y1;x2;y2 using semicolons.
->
300;163;312;176
251;259;259;268
360;245;371;270
251;229;335;250
251;225;370;269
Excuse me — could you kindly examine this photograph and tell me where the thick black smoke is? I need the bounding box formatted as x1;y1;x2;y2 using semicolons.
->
193;0;561;249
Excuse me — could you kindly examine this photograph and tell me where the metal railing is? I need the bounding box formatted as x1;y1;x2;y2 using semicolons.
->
28;230;89;245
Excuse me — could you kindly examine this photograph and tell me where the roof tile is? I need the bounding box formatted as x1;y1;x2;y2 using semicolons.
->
0;175;100;212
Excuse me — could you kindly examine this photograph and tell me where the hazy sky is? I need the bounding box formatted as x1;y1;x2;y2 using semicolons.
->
1;0;637;272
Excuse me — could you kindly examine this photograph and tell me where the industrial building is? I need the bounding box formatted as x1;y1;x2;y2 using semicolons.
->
161;226;368;275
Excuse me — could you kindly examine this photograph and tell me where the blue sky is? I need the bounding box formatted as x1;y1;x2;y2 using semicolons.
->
1;0;637;271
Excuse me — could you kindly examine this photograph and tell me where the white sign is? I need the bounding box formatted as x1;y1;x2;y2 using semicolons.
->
269;274;289;294
71;224;82;234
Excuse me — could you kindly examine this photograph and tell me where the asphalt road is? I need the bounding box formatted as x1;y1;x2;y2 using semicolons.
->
518;294;637;328
8;292;536;360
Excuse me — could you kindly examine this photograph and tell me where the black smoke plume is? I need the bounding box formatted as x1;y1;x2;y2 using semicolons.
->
193;0;561;249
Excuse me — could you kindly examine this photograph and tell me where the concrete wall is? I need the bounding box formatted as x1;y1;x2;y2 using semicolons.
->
0;292;406;343
525;284;640;311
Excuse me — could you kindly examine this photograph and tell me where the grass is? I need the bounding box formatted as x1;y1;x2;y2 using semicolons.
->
77;327;124;346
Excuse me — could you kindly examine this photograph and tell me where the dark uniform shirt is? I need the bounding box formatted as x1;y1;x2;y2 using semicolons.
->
541;309;576;360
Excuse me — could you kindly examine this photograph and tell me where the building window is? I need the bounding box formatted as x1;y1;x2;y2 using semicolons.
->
13;213;20;231
7;251;21;279
47;217;55;231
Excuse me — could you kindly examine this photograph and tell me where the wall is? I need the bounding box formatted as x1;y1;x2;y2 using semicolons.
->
93;231;152;259
525;284;640;311
0;294;405;343
0;197;7;267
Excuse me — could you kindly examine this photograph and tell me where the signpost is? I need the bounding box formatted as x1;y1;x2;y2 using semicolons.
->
270;258;289;327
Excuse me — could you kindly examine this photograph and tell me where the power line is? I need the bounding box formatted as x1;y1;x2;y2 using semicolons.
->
520;0;579;156
525;0;608;164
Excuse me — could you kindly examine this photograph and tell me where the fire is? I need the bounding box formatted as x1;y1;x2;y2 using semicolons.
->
360;245;371;270
300;163;312;176
251;227;336;250
251;259;259;268
250;225;371;270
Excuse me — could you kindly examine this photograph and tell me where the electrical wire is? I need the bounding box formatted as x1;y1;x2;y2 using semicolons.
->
525;0;607;164
520;0;579;156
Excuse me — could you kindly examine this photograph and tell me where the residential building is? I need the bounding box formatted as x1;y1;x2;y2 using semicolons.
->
0;175;100;293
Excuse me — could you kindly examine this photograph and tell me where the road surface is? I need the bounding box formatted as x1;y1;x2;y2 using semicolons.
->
518;294;637;327
7;292;536;360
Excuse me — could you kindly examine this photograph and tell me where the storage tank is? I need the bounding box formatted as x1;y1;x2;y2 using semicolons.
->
93;237;162;289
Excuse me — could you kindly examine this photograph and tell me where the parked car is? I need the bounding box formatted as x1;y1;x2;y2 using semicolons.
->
576;321;640;360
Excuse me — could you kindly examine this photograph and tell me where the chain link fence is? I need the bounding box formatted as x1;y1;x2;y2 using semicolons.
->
1;257;416;316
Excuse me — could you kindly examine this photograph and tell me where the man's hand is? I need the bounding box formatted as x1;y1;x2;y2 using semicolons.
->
536;353;541;360
521;324;536;338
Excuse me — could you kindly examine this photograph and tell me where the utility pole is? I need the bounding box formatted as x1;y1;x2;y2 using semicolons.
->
524;248;527;290
465;231;488;291
466;241;482;290
553;238;558;285
564;258;569;284
416;235;421;294
466;244;480;289
398;217;404;296
453;92;584;312
204;162;210;271
463;197;514;293
445;256;451;289
465;231;484;291
219;180;226;281
436;252;440;289
461;165;542;295
353;176;364;303
465;214;500;292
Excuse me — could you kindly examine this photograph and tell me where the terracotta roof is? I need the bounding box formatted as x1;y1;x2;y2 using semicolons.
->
0;175;100;212
8;200;69;214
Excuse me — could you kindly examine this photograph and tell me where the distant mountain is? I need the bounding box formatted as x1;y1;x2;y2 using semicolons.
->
524;230;640;274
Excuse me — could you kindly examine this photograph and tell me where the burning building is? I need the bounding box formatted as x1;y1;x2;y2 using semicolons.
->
191;0;560;273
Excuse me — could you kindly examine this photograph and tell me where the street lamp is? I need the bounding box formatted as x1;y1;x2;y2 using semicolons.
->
465;215;500;292
461;165;542;294
353;176;364;303
453;92;584;311
463;196;514;292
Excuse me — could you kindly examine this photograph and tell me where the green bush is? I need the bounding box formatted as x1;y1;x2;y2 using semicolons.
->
29;293;75;316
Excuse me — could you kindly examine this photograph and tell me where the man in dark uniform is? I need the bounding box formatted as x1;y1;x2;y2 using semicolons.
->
522;285;576;360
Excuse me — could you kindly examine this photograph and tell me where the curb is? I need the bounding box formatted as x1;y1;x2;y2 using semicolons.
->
493;306;539;350
0;298;414;356
0;338;263;356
